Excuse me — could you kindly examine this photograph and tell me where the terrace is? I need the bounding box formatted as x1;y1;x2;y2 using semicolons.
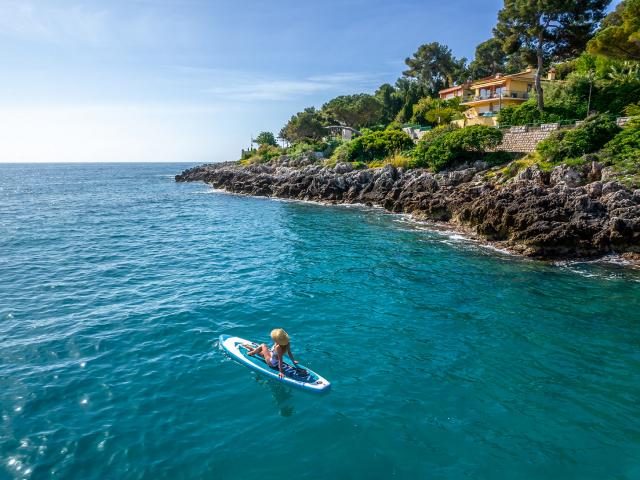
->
461;90;530;104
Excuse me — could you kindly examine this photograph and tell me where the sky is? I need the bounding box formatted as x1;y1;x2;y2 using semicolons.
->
0;0;619;163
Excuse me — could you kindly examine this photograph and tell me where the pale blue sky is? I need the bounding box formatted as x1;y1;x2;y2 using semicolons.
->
0;0;619;162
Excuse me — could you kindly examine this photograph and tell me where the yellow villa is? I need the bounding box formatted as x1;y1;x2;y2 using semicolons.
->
444;68;542;127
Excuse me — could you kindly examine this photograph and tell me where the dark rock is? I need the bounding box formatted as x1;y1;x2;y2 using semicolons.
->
175;160;640;260
334;162;354;174
602;181;623;196
550;165;584;187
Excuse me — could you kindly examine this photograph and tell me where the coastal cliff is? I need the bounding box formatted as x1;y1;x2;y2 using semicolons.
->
176;158;640;260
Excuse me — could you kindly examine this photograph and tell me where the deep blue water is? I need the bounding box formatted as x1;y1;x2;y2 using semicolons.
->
1;163;639;480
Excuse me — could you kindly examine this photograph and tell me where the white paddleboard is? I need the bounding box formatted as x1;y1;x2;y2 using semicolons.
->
219;334;331;394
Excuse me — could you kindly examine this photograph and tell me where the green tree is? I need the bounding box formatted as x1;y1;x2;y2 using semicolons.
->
279;108;326;143
469;38;508;78
411;97;464;126
254;131;278;147
394;78;428;123
495;0;610;110
321;94;384;129
403;42;468;95
608;61;640;82
374;84;404;124
588;0;640;60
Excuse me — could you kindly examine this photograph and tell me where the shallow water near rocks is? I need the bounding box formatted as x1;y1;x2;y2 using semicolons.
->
1;163;639;479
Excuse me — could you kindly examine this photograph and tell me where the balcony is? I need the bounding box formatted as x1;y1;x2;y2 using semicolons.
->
461;91;530;104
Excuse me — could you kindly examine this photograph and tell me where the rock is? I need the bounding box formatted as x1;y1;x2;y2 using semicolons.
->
587;160;603;182
550;165;584;187
334;162;354;174
586;181;603;199
515;164;548;185
175;159;640;260
602;181;624;196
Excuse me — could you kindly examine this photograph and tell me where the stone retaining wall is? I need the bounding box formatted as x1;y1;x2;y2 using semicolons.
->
495;116;637;153
496;129;556;153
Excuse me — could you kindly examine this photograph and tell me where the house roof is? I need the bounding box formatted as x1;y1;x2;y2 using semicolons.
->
470;69;535;88
438;81;472;95
438;85;464;94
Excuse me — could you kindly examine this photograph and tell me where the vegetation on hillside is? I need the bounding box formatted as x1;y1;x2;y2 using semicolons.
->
537;115;621;163
494;0;610;110
246;0;639;182
412;126;504;171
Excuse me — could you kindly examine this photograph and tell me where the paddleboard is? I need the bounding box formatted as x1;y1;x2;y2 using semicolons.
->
219;334;331;394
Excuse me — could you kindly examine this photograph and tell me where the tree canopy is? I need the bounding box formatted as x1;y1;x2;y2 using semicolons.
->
254;131;277;147
374;84;404;124
279;108;326;143
469;38;508;78
321;94;384;129
402;42;468;95
394;77;429;123
495;0;610;109
588;0;640;60
411;97;464;126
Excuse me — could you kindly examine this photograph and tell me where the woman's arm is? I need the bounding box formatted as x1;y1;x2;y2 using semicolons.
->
277;352;285;378
287;344;297;364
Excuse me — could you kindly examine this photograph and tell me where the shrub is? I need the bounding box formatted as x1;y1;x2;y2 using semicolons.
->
418;124;459;143
600;120;640;187
351;161;367;170
497;99;566;126
624;102;640;116
537;115;620;163
453;125;504;153
410;125;459;168
543;77;589;119
346;130;414;163
385;121;404;131
330;141;351;163
411;125;503;171
240;145;283;164
376;152;414;169
603;119;640;162
320;139;344;158
592;77;640;116
286;141;324;159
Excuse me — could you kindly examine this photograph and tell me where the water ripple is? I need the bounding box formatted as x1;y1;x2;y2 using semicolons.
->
1;164;639;479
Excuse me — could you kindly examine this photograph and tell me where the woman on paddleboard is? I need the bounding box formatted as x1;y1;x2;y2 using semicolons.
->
247;328;298;378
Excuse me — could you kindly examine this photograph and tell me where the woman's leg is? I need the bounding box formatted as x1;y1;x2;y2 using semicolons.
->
248;343;268;358
260;344;272;364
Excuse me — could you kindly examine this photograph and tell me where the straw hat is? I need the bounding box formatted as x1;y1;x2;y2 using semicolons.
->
270;328;290;346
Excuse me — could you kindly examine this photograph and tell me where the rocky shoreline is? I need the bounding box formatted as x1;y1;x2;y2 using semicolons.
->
176;157;640;262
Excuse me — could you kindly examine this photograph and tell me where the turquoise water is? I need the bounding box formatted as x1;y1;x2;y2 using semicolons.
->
1;163;639;479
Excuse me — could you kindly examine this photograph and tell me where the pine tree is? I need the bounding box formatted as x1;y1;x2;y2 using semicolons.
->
495;0;610;109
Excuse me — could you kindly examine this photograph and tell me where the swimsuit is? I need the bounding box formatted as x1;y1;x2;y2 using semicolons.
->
268;344;280;368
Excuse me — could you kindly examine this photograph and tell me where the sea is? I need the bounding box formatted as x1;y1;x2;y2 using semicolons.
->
1;163;639;479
